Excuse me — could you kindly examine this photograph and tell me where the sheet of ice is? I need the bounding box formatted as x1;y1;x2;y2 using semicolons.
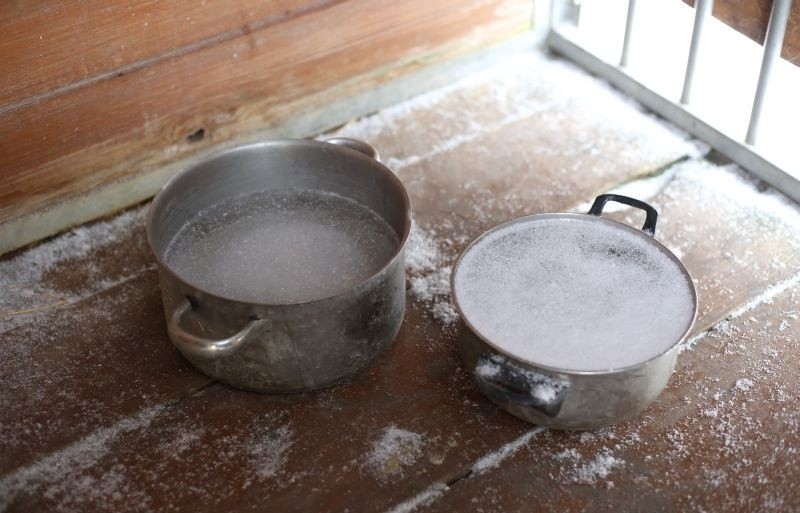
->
454;217;695;371
164;189;399;303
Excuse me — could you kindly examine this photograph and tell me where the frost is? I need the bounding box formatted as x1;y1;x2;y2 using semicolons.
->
735;378;754;392
364;426;424;481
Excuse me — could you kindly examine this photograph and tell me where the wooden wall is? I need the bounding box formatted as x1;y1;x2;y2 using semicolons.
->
686;0;800;65
0;0;532;253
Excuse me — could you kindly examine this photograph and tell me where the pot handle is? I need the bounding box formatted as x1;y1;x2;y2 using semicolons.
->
167;299;263;359
588;194;658;236
473;354;569;418
324;137;380;161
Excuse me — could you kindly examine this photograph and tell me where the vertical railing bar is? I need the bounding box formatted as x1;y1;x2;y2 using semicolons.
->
745;0;794;145
550;0;581;30
549;0;564;28
620;0;638;67
680;0;714;105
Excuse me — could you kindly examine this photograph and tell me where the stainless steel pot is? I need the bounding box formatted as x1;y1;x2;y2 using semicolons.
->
147;138;411;392
451;194;697;430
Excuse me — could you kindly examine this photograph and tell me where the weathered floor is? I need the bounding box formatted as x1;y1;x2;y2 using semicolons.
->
1;52;799;512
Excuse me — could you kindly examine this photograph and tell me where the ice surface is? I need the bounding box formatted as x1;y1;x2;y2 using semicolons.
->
454;217;695;371
164;189;399;303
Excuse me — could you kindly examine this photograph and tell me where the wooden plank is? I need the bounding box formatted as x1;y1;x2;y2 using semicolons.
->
0;0;531;240
5;154;800;510
0;205;152;335
390;158;800;512
0;204;217;476
0;271;211;477
0;305;533;512
607;159;800;334
422;280;800;513
0;52;702;510
0;36;542;257
0;0;325;108
0;59;791;509
332;53;696;232
685;0;800;65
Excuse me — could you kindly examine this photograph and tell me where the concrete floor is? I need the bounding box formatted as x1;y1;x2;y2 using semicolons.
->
1;51;799;512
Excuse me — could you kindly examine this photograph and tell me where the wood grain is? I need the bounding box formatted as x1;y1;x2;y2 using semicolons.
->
425;281;800;512
0;0;332;108
0;52;690;483
4;157;800;512
5;52;800;512
0;0;530;243
0;272;211;476
685;0;800;65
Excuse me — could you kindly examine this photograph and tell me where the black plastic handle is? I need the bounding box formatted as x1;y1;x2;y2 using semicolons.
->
588;194;658;236
473;354;569;418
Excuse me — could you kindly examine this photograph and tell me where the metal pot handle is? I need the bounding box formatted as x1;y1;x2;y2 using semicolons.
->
324;137;380;161
588;194;658;236
167;299;263;359
473;354;569;418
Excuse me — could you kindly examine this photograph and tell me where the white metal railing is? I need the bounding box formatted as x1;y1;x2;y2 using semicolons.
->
547;0;799;203
679;0;713;106
746;0;794;144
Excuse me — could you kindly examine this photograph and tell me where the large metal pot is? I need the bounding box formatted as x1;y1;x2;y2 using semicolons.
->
451;194;697;430
147;138;410;393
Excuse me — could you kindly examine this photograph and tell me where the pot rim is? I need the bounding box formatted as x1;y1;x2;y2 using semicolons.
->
146;138;412;307
450;211;698;376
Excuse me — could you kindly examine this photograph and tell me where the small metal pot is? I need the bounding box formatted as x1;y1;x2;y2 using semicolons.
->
147;138;411;393
451;194;697;430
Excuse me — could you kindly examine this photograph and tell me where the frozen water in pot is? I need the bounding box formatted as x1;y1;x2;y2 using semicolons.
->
453;217;695;372
164;189;400;303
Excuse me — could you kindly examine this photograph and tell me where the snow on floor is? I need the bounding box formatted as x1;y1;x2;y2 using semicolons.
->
3;48;800;513
363;426;426;482
330;52;703;174
0;205;151;334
